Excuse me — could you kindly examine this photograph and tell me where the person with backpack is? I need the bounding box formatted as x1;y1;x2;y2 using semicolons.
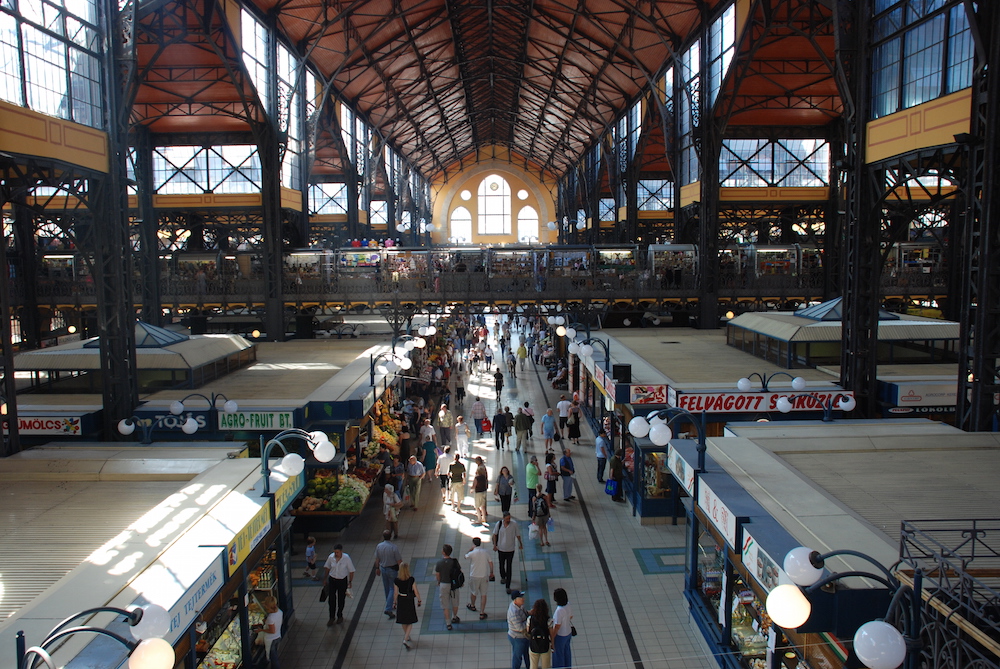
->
435;544;464;630
533;484;551;547
527;598;552;669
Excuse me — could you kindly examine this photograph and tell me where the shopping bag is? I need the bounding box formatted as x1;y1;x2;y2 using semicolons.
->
319;586;328;602
605;479;619;496
528;524;539;540
547;517;554;532
482;418;493;433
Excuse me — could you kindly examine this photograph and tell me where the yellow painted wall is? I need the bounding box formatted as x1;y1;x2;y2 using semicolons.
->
431;148;558;245
679;182;701;207
719;186;828;202
0;101;108;173
153;193;263;208
866;88;971;163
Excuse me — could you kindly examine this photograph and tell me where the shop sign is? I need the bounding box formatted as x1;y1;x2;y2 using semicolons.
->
674;390;855;414
226;502;272;576
603;373;616;398
218;411;295;431
362;389;376;417
630;384;668;405
134;409;215;433
273;471;305;516
741;529;786;593
594;365;605;387
3;415;82;435
889;381;957;406
667;445;696;495
698;480;738;548
886;405;956;415
667;386;678;407
129;550;225;644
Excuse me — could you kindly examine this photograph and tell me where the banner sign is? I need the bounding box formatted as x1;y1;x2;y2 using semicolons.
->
742;529;785;593
226;502;272;576
672;390;855;414
218;411;295;431
698;479;738;548
667;444;696;496
3;416;82;435
630;384;668;405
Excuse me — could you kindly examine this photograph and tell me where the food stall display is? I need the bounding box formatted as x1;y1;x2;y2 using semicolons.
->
196;599;247;669
298;468;376;514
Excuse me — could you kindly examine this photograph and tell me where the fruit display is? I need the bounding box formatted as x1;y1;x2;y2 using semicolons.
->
295;470;374;514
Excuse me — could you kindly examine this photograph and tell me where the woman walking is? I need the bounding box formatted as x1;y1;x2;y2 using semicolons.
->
527;598;552;669
566;402;582;445
551;588;574;667
393;562;422;650
455;416;471;458
543;452;559;508
494;465;516;516
533;484;550;547
383;484;403;538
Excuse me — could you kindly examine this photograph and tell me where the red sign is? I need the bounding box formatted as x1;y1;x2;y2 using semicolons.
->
673;391;855;414
630;384;667;404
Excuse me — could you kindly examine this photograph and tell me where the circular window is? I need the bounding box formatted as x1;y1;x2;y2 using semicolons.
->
517;189;529;200
489;182;499;191
460;190;471;200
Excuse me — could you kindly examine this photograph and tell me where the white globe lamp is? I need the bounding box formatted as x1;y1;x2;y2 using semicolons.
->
648;422;671;446
128;637;175;669
628;416;650;438
783;547;824;586
766;583;812;629
853;620;907;669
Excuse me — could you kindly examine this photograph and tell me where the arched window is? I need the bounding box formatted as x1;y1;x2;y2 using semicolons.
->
478;174;511;234
450;206;472;243
517;206;539;242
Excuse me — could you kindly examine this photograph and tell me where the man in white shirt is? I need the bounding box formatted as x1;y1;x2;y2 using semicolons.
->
556;395;572;436
322;544;356;625
492;512;523;593
464;537;495;619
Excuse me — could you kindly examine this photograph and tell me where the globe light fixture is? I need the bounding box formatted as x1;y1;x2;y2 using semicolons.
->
766;583;813;629
783;546;825;586
853;620;907;669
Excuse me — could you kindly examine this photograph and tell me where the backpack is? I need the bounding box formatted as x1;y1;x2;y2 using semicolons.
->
449;558;465;591
528;617;550;653
534;496;549;517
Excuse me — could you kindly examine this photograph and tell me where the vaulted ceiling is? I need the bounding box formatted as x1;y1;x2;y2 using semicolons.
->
132;0;842;182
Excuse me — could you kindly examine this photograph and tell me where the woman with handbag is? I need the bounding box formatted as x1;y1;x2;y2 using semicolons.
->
494;465;517;515
551;588;574;668
527;598;552;669
566;402;582;445
543;452;559;508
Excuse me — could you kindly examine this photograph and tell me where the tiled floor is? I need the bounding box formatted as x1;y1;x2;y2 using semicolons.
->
278;346;714;669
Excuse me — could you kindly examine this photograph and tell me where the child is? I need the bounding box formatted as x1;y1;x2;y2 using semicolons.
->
305;536;318;580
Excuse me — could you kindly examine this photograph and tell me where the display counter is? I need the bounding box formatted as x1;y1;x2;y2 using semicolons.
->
625;441;685;523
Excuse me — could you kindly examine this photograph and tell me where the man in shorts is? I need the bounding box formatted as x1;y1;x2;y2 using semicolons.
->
435;544;462;630
464;537;494;619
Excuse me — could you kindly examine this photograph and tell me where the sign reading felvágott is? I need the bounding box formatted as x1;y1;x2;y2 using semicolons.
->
218;411;294;430
672;390;855;414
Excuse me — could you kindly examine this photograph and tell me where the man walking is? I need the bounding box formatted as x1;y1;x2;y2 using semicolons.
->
471;397;487;437
556;395;572;436
494;367;505;399
492;512;523;593
322;544;355;625
493;407;509;450
435;544;462;630
465;537;495;619
448;451;467;512
374;530;403;618
595;429;612;482
513;408;531;451
559;447;576;501
507;591;530;669
405;455;425;510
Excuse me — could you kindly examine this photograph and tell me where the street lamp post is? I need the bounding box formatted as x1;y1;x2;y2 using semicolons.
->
628;406;707;588
370;351;414;386
16;604;174;669
568;337;611;372
737;372;807;392
260;428;337;495
775;392;857;421
117;393;240;442
767;547;922;669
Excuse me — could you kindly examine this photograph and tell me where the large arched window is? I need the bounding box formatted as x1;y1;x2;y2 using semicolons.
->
517;206;539;242
450;206;473;243
478;174;511;234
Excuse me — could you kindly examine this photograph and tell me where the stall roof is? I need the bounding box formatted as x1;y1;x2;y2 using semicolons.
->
0;448;258;662
14;326;252;371
705;420;1000;576
727;310;959;343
